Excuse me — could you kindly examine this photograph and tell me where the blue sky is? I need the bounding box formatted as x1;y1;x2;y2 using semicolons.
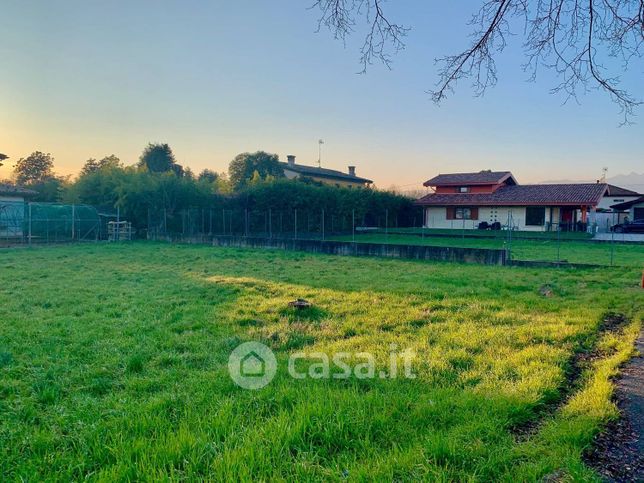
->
1;0;642;188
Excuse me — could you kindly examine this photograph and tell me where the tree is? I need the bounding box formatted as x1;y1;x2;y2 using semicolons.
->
0;153;8;168
80;154;122;177
14;151;54;185
198;169;219;183
312;0;643;121
138;143;178;173
228;151;284;190
29;177;69;202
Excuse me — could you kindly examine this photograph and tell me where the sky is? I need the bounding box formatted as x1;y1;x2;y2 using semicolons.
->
1;0;642;189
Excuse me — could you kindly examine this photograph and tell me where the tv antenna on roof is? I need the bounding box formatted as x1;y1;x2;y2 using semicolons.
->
318;139;324;168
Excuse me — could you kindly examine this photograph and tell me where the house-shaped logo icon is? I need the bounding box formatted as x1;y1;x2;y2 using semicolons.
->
240;350;265;377
228;341;277;389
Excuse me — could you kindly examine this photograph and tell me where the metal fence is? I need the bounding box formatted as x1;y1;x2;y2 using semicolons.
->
143;207;640;268
0;201;116;245
1;201;640;268
145;207;421;241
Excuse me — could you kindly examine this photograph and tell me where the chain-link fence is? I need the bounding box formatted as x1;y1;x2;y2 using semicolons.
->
2;200;640;268
145;207;422;241
0;201;117;245
142;207;640;268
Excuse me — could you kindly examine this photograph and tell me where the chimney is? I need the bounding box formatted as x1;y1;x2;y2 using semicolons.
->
348;166;356;176
287;155;295;166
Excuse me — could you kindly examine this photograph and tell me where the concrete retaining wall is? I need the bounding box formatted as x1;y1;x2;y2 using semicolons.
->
211;236;507;265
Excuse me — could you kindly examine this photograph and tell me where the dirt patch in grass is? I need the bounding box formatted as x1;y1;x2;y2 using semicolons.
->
584;329;644;482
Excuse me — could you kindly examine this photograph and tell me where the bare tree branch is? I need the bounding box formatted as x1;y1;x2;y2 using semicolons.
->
311;0;409;71
312;0;643;122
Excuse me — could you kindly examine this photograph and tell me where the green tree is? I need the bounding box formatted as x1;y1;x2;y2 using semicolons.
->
138;143;178;174
0;153;8;168
14;151;55;185
80;154;122;176
228;151;284;190
29;177;69;202
198;169;219;183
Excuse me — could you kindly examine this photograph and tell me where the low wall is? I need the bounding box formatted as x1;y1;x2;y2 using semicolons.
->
508;259;604;269
211;236;507;265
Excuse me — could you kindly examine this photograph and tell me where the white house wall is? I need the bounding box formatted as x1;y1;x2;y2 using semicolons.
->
424;206;557;231
597;196;640;210
282;169;299;180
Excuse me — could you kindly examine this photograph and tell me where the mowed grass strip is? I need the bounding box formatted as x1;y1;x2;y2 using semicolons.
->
331;233;644;267
0;243;641;480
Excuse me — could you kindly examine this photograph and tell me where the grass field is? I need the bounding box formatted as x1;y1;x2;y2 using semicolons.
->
334;233;644;267
1;243;642;480
367;227;594;240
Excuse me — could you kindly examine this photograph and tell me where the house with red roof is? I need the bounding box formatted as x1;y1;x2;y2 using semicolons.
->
415;171;611;231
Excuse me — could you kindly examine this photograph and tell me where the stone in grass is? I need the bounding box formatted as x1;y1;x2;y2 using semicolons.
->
288;298;312;309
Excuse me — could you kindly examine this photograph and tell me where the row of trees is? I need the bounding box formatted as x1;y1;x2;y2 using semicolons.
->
2;144;417;234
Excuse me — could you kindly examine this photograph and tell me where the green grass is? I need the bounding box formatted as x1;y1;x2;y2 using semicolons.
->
0;243;642;480
334;233;644;267
370;227;594;240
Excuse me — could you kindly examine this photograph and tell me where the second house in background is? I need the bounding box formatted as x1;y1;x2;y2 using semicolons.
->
280;155;372;188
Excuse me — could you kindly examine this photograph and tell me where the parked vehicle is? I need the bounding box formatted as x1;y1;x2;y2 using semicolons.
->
611;219;644;233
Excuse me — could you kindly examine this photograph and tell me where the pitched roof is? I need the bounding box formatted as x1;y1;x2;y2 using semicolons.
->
605;184;640;196
0;183;37;197
423;171;516;187
610;196;644;210
280;162;372;184
416;183;608;207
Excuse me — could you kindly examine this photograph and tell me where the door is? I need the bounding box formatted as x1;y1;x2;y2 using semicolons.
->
560;208;574;222
560;208;574;231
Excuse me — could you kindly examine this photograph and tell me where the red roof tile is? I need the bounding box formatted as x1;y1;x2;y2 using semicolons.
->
416;183;608;207
423;171;516;187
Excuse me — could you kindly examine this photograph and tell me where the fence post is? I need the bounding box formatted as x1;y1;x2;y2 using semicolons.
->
28;203;32;246
557;225;561;263
610;211;615;266
269;209;272;239
385;209;388;240
321;209;325;241
245;209;248;237
294;209;298;240
352;209;355;242
71;204;75;241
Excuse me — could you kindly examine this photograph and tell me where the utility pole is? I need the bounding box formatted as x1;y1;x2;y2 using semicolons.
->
318;139;324;168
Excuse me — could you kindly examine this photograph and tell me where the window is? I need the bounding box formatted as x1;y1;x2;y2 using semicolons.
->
525;206;546;226
457;186;470;193
447;207;478;220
